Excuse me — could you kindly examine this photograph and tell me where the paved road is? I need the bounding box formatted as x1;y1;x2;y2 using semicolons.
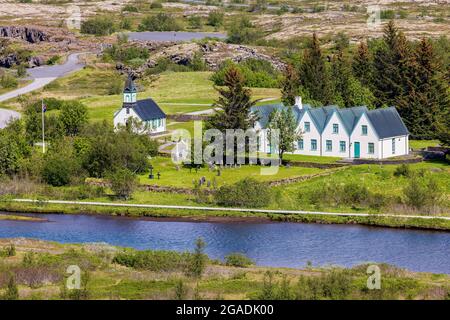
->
0;108;21;129
11;198;450;221
0;53;86;128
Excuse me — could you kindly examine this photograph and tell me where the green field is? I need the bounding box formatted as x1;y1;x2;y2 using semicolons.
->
139;156;324;188
36;69;281;122
1;239;448;300
409;140;440;150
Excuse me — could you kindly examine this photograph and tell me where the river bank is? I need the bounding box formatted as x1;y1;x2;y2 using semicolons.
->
1;199;450;231
0;238;449;300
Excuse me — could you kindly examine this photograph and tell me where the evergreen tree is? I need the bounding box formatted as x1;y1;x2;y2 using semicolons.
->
207;66;258;131
281;64;300;106
300;33;332;104
372;20;412;108
3;275;19;300
398;38;450;138
352;41;373;87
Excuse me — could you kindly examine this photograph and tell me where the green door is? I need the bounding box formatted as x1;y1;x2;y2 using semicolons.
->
354;142;360;158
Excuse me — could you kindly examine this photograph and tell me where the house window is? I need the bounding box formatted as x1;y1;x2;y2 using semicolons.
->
340;141;346;152
368;143;374;154
333;124;339;134
298;139;304;150
326;140;332;152
304;122;310;132
392;138;395;154
362;125;368;135
311;139;317;151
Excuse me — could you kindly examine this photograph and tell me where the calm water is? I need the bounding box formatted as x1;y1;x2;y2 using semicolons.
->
1;213;449;274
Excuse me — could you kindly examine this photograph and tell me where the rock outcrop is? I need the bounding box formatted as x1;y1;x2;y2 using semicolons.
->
0;26;49;43
115;40;286;77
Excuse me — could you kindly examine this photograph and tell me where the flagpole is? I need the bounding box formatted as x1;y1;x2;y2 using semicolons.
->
41;98;45;153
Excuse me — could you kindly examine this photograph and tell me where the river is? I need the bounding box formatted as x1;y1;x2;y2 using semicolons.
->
0;213;449;274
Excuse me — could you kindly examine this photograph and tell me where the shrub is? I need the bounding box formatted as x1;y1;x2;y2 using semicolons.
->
294;269;352;300
188;16;202;29
113;249;193;272
0;244;16;257
215;177;272;208
341;182;369;206
108;78;124;95
403;176;442;209
394;164;411;177
174;279;188;300
207;11;224;27
17;64;27;77
46;55;60;65
81;16;116;35
42;147;80;187
138;13;182;31
150;2;163;9
104;45;149;63
2;275;19;300
225;253;254;267
186;238;207;278
122;4;138;12
108;169;138;200
211;59;280;88
0;73;18;88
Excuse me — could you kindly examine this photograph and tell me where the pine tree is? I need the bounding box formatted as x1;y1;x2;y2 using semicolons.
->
280;64;299;106
207;66;258;131
372;20;412;107
300;33;332;104
3;275;19;300
398;38;450;138
352;41;373;87
331;49;352;107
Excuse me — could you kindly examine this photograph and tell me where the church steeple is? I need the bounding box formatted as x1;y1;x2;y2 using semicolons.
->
123;75;137;108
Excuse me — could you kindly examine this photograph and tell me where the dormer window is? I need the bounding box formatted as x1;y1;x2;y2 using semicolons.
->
362;125;368;135
333;123;338;134
304;122;310;132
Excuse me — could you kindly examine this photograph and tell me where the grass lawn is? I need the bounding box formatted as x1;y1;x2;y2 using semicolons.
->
270;161;450;212
409;140;440;150
281;153;342;164
139;156;324;188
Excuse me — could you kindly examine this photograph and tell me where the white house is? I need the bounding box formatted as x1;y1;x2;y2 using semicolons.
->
253;97;409;160
113;76;166;134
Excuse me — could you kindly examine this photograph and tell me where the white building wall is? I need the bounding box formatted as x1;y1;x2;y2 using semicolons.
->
320;112;350;158
380;135;408;159
350;113;380;159
113;107;139;129
114;108;166;134
292;111;321;156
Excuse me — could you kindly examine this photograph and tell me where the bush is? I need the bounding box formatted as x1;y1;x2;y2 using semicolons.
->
188;16;202;29
138;13;182;31
150;2;163;9
104;45;149;63
211;59;280;88
108;169;138;199
0;244;16;257
122;4;138;12
341;182;369;206
225;253;254;267
207;11;224;27
215;177;272;208
394;164;411;177
81;16;116;35
403;176;442;209
294;269;352;300
46;55;60;65
0;73;18;88
42;152;79;187
113;249;193;272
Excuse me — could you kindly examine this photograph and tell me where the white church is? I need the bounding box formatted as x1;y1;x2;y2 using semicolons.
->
113;76;166;134
253;97;410;159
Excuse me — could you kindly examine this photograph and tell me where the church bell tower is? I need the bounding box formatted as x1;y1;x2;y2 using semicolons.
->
123;75;137;112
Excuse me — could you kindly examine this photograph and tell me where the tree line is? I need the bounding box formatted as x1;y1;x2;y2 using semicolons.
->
281;21;449;140
0;99;158;198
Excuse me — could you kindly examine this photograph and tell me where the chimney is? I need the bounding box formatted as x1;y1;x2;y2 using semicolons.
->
294;96;302;109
